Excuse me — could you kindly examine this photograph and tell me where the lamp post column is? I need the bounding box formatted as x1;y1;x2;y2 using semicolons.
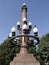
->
20;3;28;54
9;3;40;65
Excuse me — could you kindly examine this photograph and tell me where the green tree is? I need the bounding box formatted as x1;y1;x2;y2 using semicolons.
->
0;39;20;65
36;33;49;65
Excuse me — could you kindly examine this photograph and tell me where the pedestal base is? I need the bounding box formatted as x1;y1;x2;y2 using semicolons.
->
10;54;40;65
10;62;40;65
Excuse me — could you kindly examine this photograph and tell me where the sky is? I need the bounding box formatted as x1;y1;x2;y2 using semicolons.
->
0;0;49;44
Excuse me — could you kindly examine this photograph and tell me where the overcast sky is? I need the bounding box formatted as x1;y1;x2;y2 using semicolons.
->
0;0;49;43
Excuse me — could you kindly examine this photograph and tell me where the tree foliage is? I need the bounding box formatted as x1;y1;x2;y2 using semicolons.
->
0;33;49;65
0;39;20;65
36;33;49;65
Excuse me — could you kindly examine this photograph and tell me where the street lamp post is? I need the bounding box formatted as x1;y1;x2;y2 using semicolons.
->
9;3;40;65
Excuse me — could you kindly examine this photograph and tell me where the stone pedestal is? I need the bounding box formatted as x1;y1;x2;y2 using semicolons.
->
10;53;40;65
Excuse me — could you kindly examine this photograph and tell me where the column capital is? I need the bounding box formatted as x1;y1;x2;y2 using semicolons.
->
22;3;27;12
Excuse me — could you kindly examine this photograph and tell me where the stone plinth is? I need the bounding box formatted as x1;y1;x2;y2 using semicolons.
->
10;53;40;65
10;62;40;65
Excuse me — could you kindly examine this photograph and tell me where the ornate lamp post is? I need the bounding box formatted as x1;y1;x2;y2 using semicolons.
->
9;3;40;65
